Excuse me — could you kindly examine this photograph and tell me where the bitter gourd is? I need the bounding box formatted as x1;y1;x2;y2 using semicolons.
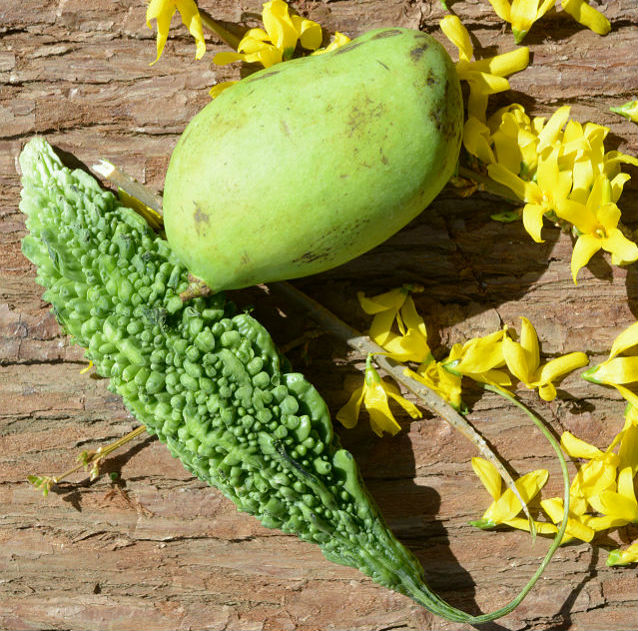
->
19;137;523;623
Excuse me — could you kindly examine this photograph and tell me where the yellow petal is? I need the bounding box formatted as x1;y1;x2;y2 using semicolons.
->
537;105;571;151
518;317;540;369
471;457;502;501
439;15;473;62
590;357;638;386
617;466;637;502
262;0;299;53
379;330;431;364
574;456;619;499
465;71;511;95
588;490;637;523
505;517;558;534
510;0;542;41
502;335;533;385
487;163;529;201
482;469;549;523
560;430;603;459
312;32;351;55
540;497;596;542
399;295;428;340
212;51;246;65
463;117;496;164
369;309;400;347
618;424;638;474
555;198;596;234
291;15;323;50
176;0;206;59
455;330;506;374
522;203;547;243
610;172;631;203
560;0;611;36
472;47;530;77
602;229;638;266
357;288;406;315
364;380;403;436
467;88;490;123
387;390;422;420
336;385;365;429
571;233;601;284
492;124;523;174
487;0;512;21
147;0;174;65
537;351;589;386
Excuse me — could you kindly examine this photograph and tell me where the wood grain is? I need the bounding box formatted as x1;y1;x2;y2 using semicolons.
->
1;1;637;629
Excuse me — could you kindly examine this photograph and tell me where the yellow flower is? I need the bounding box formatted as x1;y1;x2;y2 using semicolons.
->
610;99;638;124
607;540;638;566
405;360;464;411
487;104;539;174
558;177;638;283
539;496;595;543
488;145;572;243
469;457;553;532
487;0;610;43
336;355;421;437
583;322;638;406
502;317;589;401
587;466;638;528
357;286;431;363
213;0;322;69
442;329;512;387
440;15;529;121
561;431;619;514
146;0;206;65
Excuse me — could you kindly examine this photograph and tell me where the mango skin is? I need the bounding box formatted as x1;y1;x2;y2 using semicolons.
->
163;27;463;291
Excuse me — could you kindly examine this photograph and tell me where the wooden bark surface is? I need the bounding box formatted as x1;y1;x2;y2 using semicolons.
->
1;1;637;629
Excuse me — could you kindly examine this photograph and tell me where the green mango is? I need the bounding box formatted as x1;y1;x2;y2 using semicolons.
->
163;27;463;292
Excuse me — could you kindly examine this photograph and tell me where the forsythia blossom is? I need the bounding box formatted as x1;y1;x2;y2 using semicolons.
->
583;322;638;407
465;102;638;283
336;355;421;437
357;286;431;364
211;1;349;96
486;0;610;43
440;15;529;122
502;317;589;401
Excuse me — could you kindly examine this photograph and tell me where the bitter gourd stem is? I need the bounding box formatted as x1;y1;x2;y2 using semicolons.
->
95;159;534;527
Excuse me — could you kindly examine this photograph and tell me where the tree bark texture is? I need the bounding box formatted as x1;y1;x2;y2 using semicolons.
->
1;1;637;630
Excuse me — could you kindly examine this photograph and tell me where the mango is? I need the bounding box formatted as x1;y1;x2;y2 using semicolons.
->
163;27;463;292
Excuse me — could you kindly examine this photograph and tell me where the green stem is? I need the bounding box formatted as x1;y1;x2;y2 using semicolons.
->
200;13;242;50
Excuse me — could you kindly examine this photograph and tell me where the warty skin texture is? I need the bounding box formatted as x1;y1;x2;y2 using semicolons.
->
163;27;463;292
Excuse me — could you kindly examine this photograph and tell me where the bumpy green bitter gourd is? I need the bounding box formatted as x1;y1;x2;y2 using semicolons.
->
19;138;522;623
